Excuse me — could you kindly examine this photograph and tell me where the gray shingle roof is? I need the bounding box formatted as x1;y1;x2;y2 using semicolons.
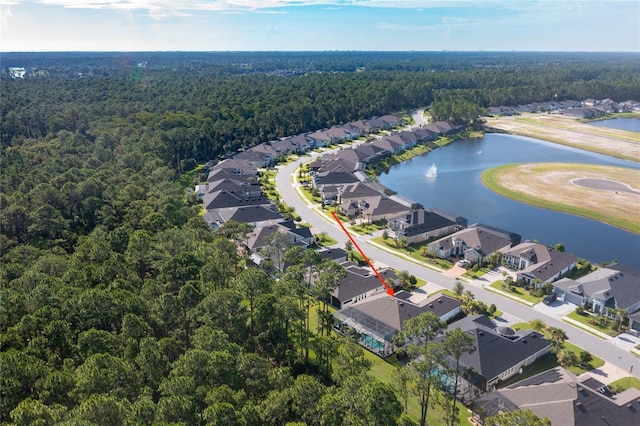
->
441;315;551;384
345;292;462;332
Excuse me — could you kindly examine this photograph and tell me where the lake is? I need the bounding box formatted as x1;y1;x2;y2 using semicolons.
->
379;133;640;267
588;117;640;132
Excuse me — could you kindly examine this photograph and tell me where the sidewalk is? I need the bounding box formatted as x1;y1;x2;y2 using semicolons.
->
562;316;612;340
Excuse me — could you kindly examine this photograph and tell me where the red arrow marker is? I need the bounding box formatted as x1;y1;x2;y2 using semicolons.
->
331;211;395;297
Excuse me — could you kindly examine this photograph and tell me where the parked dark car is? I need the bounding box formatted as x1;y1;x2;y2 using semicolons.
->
543;293;557;305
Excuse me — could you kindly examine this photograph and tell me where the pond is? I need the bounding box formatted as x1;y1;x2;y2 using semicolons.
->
587;117;640;132
378;133;640;267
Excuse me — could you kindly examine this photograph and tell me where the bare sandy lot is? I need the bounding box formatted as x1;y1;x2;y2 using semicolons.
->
483;163;640;234
485;114;640;163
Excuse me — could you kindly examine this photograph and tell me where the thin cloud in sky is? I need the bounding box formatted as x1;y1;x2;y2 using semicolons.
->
1;0;638;51
17;0;577;14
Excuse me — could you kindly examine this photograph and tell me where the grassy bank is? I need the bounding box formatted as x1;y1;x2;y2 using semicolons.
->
482;163;640;235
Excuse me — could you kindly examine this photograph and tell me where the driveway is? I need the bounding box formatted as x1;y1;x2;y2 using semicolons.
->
533;300;577;318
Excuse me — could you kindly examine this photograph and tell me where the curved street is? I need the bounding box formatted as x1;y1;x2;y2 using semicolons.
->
275;150;640;381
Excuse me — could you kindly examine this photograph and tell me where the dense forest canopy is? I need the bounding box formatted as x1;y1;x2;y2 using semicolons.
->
1;51;638;425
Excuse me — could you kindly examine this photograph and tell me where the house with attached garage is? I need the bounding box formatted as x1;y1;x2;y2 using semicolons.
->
552;264;640;324
313;171;360;201
502;242;577;288
427;224;521;265
334;291;462;356
208;158;260;176
435;315;551;402
326;262;400;310
387;207;466;244
209;205;284;229
233;147;276;167
340;194;411;223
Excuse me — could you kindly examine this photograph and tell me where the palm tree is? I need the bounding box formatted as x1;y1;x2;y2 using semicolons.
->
547;326;567;352
614;308;627;331
461;290;475;313
529;318;547;333
453;280;464;297
557;349;578;368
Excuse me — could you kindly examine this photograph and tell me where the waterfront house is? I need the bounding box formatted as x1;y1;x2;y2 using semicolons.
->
387;208;463;244
502;242;577;288
427;224;520;265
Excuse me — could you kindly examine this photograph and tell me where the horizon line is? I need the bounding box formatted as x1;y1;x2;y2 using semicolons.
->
2;50;637;54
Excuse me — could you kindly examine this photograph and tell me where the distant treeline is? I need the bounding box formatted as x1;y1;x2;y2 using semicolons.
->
2;52;638;174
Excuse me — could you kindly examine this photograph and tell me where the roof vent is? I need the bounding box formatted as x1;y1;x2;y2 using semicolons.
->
429;304;434;308
438;299;443;303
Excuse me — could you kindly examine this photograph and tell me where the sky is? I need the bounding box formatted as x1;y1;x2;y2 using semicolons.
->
1;1;639;52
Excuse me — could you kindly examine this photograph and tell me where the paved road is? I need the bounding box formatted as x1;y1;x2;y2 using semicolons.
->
275;154;640;380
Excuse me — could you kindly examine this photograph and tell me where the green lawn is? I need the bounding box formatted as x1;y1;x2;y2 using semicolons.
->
314;233;337;247
508;321;605;378
370;236;454;269
489;281;544;305
609;376;640;393
565;310;621;337
462;267;491;280
349;222;384;235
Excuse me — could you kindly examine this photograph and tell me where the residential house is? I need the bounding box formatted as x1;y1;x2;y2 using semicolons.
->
378;115;404;128
562;107;605;119
341;194;411;223
338;182;383;205
307;130;333;147
317;248;348;264
209;158;260;176
271;137;306;155
206;178;262;198
214;205;284;228
313;156;360;174
428;224;521;265
371;136;404;156
313;171;360;201
348;119;374;135
502;242;577;288
233;148;275;167
437;315;551;401
337;123;362;139
334;292;462;356
202;189;271;212
333;142;386;165
472;367;640;426
328;262;399;310
388;208;464;244
553;264;640;319
246;220;314;269
413;127;438;142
